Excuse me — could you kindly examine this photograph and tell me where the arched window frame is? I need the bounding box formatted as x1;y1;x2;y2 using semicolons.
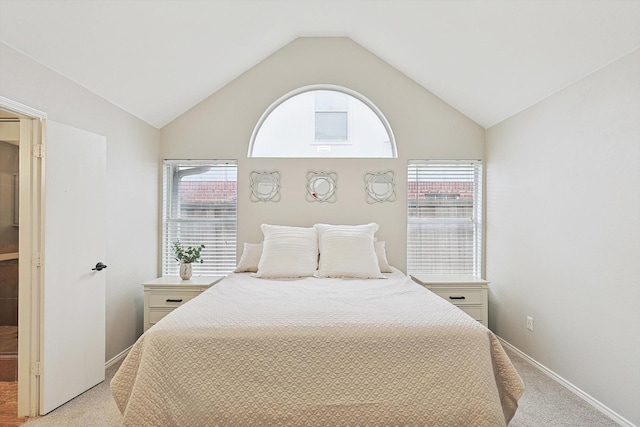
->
248;84;397;158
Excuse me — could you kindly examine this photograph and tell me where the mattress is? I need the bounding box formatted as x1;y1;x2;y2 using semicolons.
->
111;269;524;426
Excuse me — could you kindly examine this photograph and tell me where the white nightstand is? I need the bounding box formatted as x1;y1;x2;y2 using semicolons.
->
411;274;489;327
142;276;224;331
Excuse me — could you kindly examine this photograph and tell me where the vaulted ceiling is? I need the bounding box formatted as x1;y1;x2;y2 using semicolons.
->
1;0;639;129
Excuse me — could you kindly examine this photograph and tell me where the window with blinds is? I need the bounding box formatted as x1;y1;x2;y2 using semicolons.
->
315;112;348;140
162;160;237;276
315;90;348;141
249;86;396;158
407;160;483;276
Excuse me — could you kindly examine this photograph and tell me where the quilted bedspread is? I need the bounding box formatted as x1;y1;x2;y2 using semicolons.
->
111;270;524;426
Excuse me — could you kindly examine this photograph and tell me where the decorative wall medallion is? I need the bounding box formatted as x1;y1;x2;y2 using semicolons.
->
250;171;281;202
306;171;338;203
364;170;396;203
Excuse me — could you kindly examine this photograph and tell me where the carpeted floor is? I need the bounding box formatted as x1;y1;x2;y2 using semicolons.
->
13;347;621;426
20;361;123;427
506;347;619;427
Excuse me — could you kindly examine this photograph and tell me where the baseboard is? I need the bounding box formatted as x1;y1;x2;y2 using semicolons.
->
105;345;132;370
497;337;635;427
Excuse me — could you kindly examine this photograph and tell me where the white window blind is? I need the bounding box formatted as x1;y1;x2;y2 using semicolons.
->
315;112;348;140
407;160;483;276
162;160;237;276
315;90;348;141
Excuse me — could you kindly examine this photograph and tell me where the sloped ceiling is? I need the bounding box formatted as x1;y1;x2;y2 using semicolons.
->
0;0;639;129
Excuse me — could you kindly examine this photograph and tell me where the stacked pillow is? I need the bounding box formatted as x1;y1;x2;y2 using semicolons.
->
251;224;318;278
374;240;393;273
314;223;383;279
235;223;393;278
234;242;263;273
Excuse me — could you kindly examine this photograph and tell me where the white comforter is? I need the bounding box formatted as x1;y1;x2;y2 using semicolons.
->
111;270;524;426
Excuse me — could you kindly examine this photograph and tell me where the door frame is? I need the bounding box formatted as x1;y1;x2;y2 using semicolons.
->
0;96;46;417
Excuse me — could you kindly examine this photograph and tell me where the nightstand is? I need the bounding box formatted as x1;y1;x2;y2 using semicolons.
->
142;276;224;331
411;274;489;327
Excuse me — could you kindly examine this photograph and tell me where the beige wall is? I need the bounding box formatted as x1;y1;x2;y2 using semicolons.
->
486;49;640;425
161;37;484;270
0;42;160;361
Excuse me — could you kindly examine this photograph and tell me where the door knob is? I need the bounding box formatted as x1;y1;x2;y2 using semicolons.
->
92;262;107;271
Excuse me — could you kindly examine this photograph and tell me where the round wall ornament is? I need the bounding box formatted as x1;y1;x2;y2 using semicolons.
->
250;171;281;202
364;170;396;203
306;171;338;203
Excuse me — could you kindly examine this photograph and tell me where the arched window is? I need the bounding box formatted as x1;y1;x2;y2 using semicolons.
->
249;85;396;158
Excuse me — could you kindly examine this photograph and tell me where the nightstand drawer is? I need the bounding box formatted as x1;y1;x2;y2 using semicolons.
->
457;306;483;321
411;275;489;328
142;276;224;332
149;292;199;308
149;309;173;324
429;288;483;305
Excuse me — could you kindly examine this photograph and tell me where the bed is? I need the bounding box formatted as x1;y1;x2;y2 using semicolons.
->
111;224;524;426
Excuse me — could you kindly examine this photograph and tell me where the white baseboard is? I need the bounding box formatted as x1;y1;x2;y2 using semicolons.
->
105;345;132;370
497;337;635;427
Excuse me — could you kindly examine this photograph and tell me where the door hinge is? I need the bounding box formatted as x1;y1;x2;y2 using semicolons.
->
32;253;43;268
31;362;41;376
32;144;44;158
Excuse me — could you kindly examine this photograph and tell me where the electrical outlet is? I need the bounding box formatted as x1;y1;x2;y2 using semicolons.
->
526;316;534;331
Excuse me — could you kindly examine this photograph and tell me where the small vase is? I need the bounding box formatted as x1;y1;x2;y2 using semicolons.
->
179;262;192;280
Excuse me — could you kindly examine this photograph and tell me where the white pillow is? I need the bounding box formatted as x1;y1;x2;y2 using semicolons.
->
234;242;263;273
253;224;318;278
314;223;383;279
375;241;393;273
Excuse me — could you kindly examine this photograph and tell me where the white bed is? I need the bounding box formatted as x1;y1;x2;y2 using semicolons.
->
111;268;524;426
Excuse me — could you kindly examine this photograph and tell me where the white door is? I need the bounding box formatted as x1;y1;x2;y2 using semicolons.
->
40;120;106;414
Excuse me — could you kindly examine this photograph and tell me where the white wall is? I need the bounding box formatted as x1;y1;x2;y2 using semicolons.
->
486;48;640;425
0;42;160;360
161;37;484;270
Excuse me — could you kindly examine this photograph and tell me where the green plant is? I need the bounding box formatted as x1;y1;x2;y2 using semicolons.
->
172;240;205;264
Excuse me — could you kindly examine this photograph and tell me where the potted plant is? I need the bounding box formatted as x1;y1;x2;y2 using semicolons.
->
172;240;205;280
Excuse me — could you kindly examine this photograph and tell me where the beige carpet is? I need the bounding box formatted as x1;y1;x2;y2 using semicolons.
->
506;347;619;427
20;347;620;427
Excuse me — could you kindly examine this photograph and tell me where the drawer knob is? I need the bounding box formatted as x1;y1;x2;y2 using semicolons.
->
449;296;466;300
166;298;183;303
